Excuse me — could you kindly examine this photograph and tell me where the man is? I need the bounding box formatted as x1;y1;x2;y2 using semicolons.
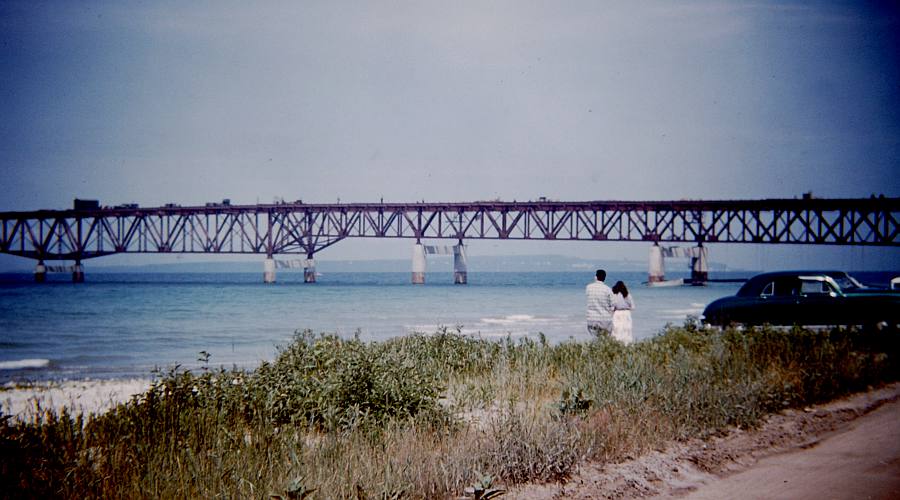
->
586;269;614;334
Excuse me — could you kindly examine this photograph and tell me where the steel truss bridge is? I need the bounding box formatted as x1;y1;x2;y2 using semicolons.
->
0;198;897;263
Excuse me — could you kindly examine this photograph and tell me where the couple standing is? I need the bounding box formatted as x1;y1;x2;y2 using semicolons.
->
585;269;635;344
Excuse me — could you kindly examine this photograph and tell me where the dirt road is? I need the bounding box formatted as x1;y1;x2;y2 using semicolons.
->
509;383;900;499
681;396;900;500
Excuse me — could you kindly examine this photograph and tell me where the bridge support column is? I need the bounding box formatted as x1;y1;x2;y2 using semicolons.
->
72;261;84;283
691;245;708;285
453;243;467;284
412;242;426;284
34;261;46;283
648;244;665;284
263;256;276;284
304;257;316;283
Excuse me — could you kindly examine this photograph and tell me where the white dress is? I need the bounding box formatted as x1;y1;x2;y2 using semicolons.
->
611;293;635;344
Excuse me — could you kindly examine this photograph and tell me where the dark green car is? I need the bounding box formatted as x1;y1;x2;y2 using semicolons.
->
702;271;900;327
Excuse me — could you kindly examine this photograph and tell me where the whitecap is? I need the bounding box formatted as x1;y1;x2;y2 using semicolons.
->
506;314;535;321
480;314;550;325
0;358;50;370
481;317;517;325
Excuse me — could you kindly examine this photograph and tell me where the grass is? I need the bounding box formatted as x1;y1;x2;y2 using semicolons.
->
1;323;898;499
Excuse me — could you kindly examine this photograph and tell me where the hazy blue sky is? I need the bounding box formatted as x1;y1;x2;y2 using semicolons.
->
1;1;898;269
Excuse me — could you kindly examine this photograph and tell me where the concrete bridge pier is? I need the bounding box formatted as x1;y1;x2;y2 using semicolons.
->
412;242;426;284
691;245;708;285
263;256;276;284
72;261;84;283
648;244;665;284
34;261;46;283
453;243;467;284
304;256;316;283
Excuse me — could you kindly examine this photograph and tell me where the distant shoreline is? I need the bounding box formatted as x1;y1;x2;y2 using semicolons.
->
0;254;737;274
2;269;896;288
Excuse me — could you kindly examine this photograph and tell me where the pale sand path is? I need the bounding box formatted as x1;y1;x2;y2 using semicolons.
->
1;378;151;419
509;383;900;499
681;397;900;500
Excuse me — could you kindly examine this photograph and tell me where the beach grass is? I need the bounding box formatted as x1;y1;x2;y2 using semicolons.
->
1;323;898;498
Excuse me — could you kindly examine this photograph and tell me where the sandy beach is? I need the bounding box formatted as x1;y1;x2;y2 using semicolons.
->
1;378;152;419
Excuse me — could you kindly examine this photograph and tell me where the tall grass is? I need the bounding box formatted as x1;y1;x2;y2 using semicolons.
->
2;324;897;499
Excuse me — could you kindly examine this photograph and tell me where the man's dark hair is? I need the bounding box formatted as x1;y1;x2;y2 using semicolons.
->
596;269;606;281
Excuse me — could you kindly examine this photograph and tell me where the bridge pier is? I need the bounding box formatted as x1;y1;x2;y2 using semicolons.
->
72;261;84;283
411;242;426;284
453;243;467;284
34;261;46;283
263;256;276;283
648;244;665;283
304;257;316;283
690;245;708;285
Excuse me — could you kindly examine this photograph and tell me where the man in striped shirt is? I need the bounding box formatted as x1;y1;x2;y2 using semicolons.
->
586;269;614;334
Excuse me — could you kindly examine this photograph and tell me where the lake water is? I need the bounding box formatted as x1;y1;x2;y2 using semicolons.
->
0;270;768;382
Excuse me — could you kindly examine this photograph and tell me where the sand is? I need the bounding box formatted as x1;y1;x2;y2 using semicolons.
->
1;378;152;419
680;396;900;499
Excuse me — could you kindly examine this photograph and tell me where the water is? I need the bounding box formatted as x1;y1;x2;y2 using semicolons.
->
0;271;750;382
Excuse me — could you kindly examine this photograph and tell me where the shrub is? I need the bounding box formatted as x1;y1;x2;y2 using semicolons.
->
1;324;897;498
255;330;446;429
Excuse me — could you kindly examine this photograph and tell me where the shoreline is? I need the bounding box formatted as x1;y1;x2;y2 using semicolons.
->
1;378;152;419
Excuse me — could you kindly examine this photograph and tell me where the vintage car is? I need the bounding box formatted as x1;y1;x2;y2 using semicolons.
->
701;271;900;327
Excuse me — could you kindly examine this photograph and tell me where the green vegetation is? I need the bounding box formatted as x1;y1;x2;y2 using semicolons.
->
2;324;898;499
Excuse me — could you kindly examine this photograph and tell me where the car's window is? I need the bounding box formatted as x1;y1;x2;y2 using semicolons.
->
829;274;863;290
774;279;797;296
800;280;830;295
846;274;865;288
759;279;798;297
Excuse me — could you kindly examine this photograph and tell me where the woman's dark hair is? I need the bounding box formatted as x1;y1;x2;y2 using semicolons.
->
612;280;629;297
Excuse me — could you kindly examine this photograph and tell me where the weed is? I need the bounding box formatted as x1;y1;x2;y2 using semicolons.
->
1;324;897;498
465;473;506;499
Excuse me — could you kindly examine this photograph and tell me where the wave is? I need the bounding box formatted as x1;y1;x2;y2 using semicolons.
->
480;314;555;325
0;358;50;370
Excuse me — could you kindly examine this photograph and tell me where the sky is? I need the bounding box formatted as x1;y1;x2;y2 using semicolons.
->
0;0;898;269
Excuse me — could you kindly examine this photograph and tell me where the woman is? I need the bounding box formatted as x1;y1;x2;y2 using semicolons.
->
611;281;635;344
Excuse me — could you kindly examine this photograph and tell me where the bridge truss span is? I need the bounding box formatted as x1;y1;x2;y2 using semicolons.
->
0;198;897;262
